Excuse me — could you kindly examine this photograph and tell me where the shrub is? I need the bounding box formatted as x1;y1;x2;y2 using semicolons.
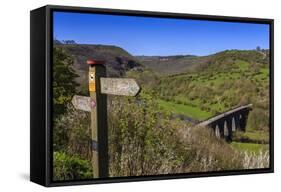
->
108;93;245;176
53;104;91;159
53;47;79;119
108;94;185;176
53;151;92;181
178;126;244;172
247;108;269;131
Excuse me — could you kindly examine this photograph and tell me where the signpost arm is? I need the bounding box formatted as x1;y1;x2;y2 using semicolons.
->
88;59;108;178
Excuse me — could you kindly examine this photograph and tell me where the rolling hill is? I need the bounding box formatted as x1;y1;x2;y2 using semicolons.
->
135;50;270;119
55;44;143;91
136;55;210;75
128;49;270;151
136;49;269;76
55;44;269;107
56;44;143;76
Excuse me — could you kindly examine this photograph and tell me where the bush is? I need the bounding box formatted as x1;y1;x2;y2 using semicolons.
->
53;104;91;159
247;108;269;131
108;93;245;176
53;151;92;181
53;47;79;119
178;126;244;172
108;93;185;176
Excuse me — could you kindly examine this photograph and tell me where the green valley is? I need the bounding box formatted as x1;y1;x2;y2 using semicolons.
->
53;43;270;179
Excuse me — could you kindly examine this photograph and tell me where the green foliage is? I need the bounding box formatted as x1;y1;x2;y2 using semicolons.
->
52;46;270;179
108;93;244;176
247;107;269;131
118;49;270;172
138;51;270;127
231;142;269;154
233;130;269;144
53;47;79;119
53;151;92;181
108;93;184;176
156;98;212;120
52;47;89;156
53;104;91;158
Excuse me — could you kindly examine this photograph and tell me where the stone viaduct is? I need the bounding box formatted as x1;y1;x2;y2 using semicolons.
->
197;104;252;141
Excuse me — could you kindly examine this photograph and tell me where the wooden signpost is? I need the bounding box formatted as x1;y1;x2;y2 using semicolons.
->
71;95;91;112
100;77;140;96
71;59;140;178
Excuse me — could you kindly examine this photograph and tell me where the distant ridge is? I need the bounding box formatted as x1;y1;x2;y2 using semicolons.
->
54;42;269;88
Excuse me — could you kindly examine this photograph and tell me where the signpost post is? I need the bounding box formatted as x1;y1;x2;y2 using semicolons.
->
88;59;108;178
71;59;140;179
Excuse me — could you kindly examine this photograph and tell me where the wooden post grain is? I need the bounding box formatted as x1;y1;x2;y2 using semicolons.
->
87;59;108;178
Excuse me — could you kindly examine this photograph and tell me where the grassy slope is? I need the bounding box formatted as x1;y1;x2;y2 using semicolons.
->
144;51;269;121
231;142;269;154
157;98;212;120
61;46;269;151
136;55;210;75
132;50;270;153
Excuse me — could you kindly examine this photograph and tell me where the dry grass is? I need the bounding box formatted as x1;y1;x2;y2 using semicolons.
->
176;125;244;172
242;150;270;169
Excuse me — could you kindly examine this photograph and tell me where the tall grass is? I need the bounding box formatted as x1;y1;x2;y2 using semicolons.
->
242;150;269;169
107;93;247;177
53;94;269;180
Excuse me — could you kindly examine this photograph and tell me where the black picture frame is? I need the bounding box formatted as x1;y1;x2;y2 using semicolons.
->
30;4;274;187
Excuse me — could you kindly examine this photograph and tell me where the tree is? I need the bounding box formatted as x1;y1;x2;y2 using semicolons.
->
53;47;79;119
256;46;261;51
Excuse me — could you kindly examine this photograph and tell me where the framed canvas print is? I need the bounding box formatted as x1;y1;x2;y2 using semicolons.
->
30;5;274;187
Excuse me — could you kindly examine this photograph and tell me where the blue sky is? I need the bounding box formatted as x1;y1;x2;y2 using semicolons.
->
53;11;269;56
